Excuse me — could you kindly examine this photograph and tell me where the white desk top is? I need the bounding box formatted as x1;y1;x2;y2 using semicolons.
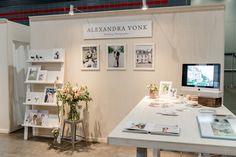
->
108;96;236;155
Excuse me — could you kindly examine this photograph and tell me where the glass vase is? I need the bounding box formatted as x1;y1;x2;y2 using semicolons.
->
67;102;80;121
149;90;157;99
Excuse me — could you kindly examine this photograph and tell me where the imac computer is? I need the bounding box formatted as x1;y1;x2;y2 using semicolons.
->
181;63;222;98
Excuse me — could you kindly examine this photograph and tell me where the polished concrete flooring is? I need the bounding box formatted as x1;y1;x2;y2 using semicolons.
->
0;130;199;157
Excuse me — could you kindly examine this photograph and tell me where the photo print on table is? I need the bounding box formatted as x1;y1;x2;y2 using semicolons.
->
81;45;99;70
107;44;126;70
134;43;155;70
26;66;41;81
159;81;172;97
44;87;57;104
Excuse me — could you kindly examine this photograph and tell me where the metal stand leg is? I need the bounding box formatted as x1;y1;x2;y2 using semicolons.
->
82;121;87;143
61;121;66;139
153;149;160;157
137;147;147;157
72;123;75;149
24;126;28;140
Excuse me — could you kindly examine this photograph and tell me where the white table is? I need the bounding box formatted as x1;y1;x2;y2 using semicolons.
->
108;96;236;156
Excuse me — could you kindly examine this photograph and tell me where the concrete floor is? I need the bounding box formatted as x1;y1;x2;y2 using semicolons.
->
0;130;199;157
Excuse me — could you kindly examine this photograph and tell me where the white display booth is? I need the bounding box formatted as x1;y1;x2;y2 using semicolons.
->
29;4;224;141
0;19;30;133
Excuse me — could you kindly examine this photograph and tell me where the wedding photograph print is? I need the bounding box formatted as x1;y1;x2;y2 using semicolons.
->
26;66;41;81
107;44;126;70
134;43;155;70
44;87;57;104
81;45;99;70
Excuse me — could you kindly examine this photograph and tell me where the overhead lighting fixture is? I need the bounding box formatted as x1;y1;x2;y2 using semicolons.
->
69;4;74;15
142;0;148;11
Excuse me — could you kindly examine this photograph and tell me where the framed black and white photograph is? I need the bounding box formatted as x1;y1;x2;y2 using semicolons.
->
26;66;41;81
44;87;57;104
81;45;99;70
37;70;47;82
134;43;155;70
107;44;126;70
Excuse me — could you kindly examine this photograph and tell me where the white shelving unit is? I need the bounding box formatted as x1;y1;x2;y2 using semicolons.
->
23;49;65;140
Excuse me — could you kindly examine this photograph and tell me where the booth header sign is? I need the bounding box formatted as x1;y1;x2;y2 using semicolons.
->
83;20;152;39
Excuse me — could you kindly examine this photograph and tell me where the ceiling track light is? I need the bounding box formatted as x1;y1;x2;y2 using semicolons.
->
142;0;148;11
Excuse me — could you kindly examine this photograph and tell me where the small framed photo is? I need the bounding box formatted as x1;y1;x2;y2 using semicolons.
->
37;70;47;82
134;43;155;71
81;45;99;70
44;87;57;104
169;88;177;97
159;81;172;97
107;44;126;70
26;66;41;81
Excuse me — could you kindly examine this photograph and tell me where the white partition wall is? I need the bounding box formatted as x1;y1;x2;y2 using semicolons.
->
0;19;30;133
30;5;224;141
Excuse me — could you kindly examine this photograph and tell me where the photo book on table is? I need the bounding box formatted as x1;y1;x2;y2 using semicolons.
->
123;121;180;136
197;114;236;140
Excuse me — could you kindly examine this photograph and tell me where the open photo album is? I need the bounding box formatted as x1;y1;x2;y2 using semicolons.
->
123;121;180;136
197;114;236;140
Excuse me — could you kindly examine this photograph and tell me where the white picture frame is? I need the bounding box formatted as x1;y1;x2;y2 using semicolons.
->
134;43;155;71
37;70;47;82
106;44;126;70
26;66;41;81
159;81;172;97
43;87;57;104
81;45;99;71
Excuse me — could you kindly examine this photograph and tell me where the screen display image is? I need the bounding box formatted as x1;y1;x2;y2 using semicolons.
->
187;65;214;87
182;64;220;89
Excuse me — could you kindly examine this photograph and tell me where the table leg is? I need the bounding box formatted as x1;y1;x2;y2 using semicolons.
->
136;147;147;157
153;149;160;157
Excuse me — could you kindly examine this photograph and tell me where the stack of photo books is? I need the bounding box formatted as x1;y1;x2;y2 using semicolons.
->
123;121;180;136
197;114;236;140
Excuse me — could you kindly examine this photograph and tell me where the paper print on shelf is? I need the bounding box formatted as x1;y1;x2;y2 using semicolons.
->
106;44;126;70
24;110;49;126
44;87;57;103
134;43;155;71
37;70;47;82
197;114;236;140
159;81;172;97
26;66;41;81
81;45;99;70
26;92;44;104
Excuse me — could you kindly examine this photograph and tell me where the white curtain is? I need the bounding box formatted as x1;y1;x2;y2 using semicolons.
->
12;41;29;126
